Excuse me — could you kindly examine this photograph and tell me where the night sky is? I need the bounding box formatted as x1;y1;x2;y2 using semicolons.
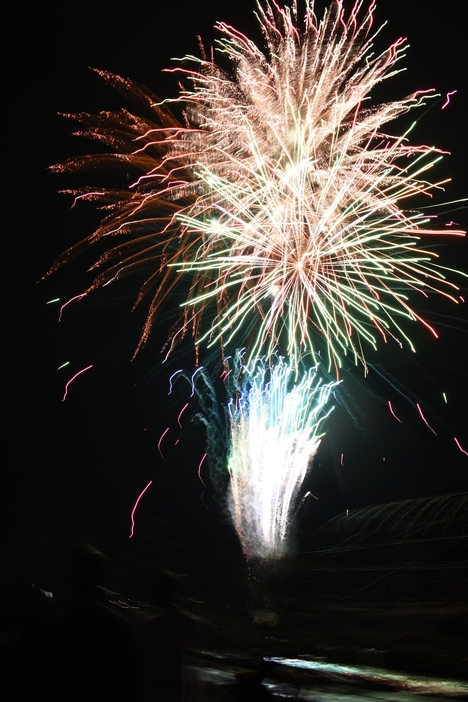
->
5;0;467;560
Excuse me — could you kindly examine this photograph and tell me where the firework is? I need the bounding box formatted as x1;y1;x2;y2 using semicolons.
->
226;357;338;558
167;354;338;558
48;0;465;371
47;1;466;561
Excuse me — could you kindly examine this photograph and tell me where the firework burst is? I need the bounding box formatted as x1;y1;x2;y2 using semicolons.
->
48;0;465;371
226;356;338;558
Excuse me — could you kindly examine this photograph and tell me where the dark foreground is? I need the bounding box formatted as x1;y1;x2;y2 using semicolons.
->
2;495;467;699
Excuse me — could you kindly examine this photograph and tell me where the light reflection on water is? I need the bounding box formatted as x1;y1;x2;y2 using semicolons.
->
186;652;468;700
267;656;468;697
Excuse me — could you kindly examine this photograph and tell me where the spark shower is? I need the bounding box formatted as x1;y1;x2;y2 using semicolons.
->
49;1;465;558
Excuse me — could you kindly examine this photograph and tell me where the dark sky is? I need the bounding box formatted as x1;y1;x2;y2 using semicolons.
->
5;0;467;557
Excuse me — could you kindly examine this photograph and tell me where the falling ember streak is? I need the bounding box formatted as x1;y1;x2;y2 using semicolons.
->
454;438;468;457
442;90;457;109
157;427;170;457
388;400;403;423
416;403;437;435
190;366;204;397
168;370;183;395
177;402;189;428
220;368;233;382
61;365;93;402
200;491;209;510
46;298;60;304
341;453;344;466
58;293;86;321
198;453;207;486
443;393;448;403
129;480;153;538
57;362;70;370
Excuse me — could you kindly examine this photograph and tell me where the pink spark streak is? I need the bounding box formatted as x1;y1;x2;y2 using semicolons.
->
177;402;189;428
61;365;93;402
388;400;403;423
129;480;153;538
416;403;437;436
157;427;170;458
412;88;436;99
442;90;457;109
59;293;87;321
198;453;207;486
454;438;468;457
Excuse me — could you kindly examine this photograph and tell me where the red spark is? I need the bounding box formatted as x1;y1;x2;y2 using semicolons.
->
129;480;153;538
416;403;437;435
442;90;457;109
59;293;87;321
198;453;207;486
388;400;403;423
177;402;189;428
157;427;170;458
454;438;468;457
61;365;93;402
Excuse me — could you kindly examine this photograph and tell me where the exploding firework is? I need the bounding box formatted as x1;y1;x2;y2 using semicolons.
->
47;1;466;560
48;0;465;371
226;356;338;558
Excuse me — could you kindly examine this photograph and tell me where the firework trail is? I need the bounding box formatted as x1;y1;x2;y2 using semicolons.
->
47;0;465;372
225;356;338;558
